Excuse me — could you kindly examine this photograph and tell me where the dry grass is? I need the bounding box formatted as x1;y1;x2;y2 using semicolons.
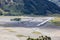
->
3;29;16;32
53;17;60;21
31;31;41;35
16;34;27;37
51;17;60;26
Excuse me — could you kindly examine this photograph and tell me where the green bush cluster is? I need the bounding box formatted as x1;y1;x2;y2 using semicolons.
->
11;18;21;21
27;36;51;40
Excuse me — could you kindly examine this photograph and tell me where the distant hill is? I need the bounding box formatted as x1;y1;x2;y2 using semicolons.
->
0;0;60;16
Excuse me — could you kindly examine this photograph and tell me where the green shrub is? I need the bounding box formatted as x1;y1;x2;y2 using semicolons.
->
11;18;21;21
27;36;51;40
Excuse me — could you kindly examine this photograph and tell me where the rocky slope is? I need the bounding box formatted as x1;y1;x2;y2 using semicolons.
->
0;0;60;16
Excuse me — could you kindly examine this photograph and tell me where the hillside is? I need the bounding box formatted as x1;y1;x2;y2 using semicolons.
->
0;0;60;16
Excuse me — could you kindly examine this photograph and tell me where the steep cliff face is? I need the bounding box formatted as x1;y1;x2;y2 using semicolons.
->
0;0;60;16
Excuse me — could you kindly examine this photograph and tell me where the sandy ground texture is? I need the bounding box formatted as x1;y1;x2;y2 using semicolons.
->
0;26;60;40
0;17;59;40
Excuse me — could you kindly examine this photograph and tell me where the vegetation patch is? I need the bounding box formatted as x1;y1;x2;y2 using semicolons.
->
10;18;21;21
50;17;60;26
27;36;51;40
32;31;41;35
8;30;16;32
16;34;27;37
3;29;16;32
